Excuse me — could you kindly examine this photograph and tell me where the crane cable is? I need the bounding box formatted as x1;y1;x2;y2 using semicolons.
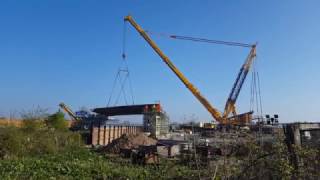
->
250;58;264;146
121;21;135;105
145;30;254;48
107;21;135;106
250;58;263;120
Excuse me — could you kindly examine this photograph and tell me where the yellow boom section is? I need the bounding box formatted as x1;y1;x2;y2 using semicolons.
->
124;15;224;123
59;103;81;121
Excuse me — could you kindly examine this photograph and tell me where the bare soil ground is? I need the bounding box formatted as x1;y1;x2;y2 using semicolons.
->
101;133;157;153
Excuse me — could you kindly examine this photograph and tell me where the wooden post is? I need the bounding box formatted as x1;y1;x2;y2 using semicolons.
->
116;126;119;139
108;125;111;144
113;125;116;139
91;127;99;146
97;125;101;145
118;125;120;138
103;125;106;145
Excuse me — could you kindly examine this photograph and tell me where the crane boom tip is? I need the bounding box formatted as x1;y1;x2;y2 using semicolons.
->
124;15;132;21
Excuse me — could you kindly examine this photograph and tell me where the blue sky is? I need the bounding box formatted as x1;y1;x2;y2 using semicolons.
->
0;1;319;123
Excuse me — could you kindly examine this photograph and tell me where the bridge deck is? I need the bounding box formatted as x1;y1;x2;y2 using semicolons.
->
92;104;160;116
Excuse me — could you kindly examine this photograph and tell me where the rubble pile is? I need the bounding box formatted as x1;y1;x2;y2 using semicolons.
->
102;133;157;154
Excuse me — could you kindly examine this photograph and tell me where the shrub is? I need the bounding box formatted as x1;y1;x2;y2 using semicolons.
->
0;127;82;159
45;111;68;131
21;119;45;132
20;107;48;132
0;127;25;159
0;148;205;179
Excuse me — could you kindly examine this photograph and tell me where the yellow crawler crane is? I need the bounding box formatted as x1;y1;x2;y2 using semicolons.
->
124;15;256;125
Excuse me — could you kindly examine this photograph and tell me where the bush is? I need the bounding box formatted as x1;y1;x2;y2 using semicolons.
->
0;109;82;159
0;127;82;158
20;107;48;132
45;111;68;131
294;145;320;179
22;119;45;132
0;127;25;159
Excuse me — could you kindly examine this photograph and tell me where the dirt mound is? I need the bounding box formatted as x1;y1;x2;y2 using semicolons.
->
102;133;157;154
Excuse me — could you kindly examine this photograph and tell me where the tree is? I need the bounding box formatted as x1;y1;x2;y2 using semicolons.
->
46;111;68;130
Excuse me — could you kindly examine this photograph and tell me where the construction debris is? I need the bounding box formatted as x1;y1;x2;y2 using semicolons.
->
100;133;157;154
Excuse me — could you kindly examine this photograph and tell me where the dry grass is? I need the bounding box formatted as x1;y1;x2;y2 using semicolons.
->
0;119;73;127
0;119;23;127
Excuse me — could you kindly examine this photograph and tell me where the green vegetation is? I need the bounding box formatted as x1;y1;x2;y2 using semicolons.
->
0;111;203;179
212;136;320;179
46;111;69;130
0;127;81;159
0;111;81;160
0;111;318;179
0;126;202;179
0;149;206;179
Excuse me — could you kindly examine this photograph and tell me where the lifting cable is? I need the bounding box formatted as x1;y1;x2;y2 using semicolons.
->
250;57;264;120
107;70;120;106
114;70;129;105
146;30;254;48
257;71;263;118
249;57;264;145
107;21;135;106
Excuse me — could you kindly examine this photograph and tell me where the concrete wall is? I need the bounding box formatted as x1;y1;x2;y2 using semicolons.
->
284;123;320;147
143;112;169;137
91;125;142;146
283;122;320;170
